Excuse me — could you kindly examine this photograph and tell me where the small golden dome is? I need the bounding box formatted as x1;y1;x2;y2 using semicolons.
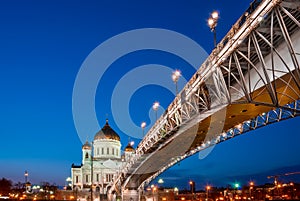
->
125;143;135;152
82;141;92;150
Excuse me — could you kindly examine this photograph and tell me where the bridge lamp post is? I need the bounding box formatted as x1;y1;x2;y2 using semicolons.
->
141;122;146;137
208;11;219;48
152;102;160;121
172;70;181;95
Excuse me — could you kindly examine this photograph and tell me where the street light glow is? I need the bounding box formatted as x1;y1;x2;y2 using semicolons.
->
152;101;160;111
141;121;146;136
158;178;164;184
172;70;181;95
208;11;219;30
208;18;215;27
207;10;220;48
211;11;219;19
141;122;146;129
172;70;181;82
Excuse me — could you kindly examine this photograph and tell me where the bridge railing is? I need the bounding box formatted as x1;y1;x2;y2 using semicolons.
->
136;0;276;156
114;0;296;192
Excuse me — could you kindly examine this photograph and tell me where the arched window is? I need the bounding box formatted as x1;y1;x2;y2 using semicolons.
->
85;153;89;159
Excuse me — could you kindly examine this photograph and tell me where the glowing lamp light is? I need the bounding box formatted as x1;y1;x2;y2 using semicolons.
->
141;122;146;129
152;101;160;111
208;18;215;27
158;178;164;184
211;11;219;19
207;10;220;48
172;70;181;83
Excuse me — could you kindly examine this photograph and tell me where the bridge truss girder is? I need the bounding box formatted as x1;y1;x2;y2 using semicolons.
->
109;0;300;194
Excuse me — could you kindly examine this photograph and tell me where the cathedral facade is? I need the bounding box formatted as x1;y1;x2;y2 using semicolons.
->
71;119;134;197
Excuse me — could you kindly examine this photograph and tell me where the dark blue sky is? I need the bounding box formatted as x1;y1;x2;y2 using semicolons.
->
0;0;299;190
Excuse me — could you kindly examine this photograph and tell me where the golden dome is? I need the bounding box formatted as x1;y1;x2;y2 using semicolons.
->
125;143;135;152
82;141;92;150
94;119;120;141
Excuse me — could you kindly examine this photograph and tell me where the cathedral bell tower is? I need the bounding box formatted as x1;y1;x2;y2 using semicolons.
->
82;141;92;165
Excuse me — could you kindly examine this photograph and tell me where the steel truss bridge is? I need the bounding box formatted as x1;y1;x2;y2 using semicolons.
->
109;0;300;199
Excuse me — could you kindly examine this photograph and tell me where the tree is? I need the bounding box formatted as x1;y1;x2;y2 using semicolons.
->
0;177;13;195
12;181;25;194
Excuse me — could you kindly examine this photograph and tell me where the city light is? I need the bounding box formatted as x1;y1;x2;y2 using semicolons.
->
141;122;146;136
152;101;160;111
158;178;164;184
172;70;181;95
153;101;160;121
207;10;219;47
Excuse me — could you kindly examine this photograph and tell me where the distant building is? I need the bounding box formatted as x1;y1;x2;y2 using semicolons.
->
71;119;135;198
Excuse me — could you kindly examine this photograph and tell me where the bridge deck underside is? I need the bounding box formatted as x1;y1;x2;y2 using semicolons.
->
121;0;300;190
126;70;300;189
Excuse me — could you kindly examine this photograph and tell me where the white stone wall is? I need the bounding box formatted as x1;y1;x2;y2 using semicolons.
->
93;139;121;159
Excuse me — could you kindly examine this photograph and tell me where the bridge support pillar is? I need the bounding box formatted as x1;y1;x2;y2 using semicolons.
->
122;189;139;201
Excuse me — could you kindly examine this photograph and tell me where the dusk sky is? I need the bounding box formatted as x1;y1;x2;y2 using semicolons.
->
1;0;300;190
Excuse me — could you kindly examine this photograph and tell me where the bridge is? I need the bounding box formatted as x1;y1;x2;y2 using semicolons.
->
109;0;300;200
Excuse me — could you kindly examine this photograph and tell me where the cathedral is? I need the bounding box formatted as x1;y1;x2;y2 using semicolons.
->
71;119;135;198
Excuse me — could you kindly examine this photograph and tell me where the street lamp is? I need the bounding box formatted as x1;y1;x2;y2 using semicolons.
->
174;187;179;196
152;102;160;121
189;181;194;201
24;171;28;184
141;122;146;137
158;178;164;188
152;185;157;201
158;178;164;184
206;185;211;200
207;10;219;48
249;181;254;199
234;182;239;196
172;70;181;95
66;177;72;190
